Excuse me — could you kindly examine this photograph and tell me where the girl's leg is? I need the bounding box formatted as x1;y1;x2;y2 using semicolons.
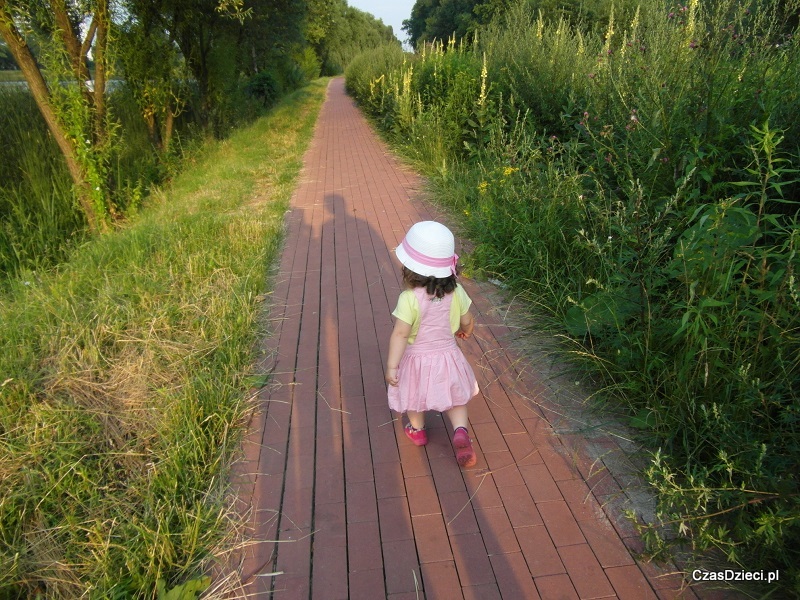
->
445;405;468;430
407;410;425;430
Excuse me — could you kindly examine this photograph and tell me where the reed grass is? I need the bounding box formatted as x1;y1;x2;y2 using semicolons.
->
346;0;800;591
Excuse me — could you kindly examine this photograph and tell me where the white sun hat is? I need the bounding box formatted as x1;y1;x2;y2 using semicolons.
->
395;221;459;278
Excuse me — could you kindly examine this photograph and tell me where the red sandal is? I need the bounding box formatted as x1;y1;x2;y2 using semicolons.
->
404;423;428;446
453;427;476;467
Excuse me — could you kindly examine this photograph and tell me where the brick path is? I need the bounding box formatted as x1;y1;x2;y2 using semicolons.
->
233;78;702;599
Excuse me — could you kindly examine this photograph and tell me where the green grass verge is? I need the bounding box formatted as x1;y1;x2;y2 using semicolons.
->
0;78;329;598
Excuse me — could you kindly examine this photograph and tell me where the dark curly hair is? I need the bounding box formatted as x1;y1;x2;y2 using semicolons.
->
402;266;458;299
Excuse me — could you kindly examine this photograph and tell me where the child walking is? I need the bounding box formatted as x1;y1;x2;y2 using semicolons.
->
385;221;479;467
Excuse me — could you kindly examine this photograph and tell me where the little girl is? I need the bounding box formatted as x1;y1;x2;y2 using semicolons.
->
385;221;479;467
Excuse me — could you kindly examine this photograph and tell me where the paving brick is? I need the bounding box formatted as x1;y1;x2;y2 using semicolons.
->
557;478;605;522
462;583;502;599
378;495;414;542
519;463;564;503
517;525;566;578
450;532;495;587
347;520;382;573
311;544;348;599
374;461;406;499
420;560;463;600
534;573;580;600
346;480;379;524
538;443;581;481
464;394;495;424
439;489;480;536
473;507;521;555
605;564;659;599
471;421;508;454
503;432;542;465
537;500;587;547
405;475;442;517
497;485;543;528
489;552;541;599
382;539;422;595
429;455;468;494
558;543;616;598
483;450;526;488
349;568;385;600
462;472;504;509
577;517;636;568
313;502;346;548
396;437;432;478
412;514;453;564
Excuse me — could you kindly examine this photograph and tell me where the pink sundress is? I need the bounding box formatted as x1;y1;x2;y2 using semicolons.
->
388;287;479;413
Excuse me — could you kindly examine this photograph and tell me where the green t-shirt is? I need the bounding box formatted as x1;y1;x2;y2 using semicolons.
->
391;283;472;344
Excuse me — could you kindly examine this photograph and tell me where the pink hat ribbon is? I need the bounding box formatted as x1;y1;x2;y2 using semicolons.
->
401;238;459;276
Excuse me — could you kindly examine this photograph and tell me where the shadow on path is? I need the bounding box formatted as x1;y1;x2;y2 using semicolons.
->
227;78;705;600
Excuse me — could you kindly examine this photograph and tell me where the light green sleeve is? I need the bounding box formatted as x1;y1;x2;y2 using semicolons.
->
449;283;472;333
391;290;420;343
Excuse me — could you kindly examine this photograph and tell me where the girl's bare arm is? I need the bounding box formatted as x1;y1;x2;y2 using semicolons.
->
386;318;412;386
456;310;474;339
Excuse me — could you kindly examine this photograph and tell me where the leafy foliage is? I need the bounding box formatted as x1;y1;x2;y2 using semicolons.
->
1;0;353;277
314;1;400;75
348;0;800;592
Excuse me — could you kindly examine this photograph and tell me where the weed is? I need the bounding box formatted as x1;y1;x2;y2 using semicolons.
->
345;0;800;590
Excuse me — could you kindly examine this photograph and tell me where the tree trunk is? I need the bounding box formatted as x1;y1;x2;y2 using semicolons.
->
164;107;174;153
92;0;109;145
0;2;104;233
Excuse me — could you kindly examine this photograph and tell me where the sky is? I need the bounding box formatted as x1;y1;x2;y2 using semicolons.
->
346;0;416;48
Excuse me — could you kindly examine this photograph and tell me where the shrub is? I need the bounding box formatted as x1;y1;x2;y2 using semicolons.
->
245;71;283;107
346;0;800;590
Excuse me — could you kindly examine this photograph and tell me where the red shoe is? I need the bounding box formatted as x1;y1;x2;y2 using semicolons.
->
453;427;476;467
405;423;428;446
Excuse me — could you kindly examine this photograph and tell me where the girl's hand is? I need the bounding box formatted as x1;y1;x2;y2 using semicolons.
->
457;310;474;339
386;367;399;386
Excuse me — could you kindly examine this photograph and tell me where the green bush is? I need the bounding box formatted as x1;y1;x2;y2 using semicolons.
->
346;0;800;591
245;71;283;107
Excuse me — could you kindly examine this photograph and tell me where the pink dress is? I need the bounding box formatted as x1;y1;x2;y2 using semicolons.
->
388;287;479;413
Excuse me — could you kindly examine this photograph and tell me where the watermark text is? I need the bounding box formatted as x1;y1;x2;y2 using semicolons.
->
692;569;779;584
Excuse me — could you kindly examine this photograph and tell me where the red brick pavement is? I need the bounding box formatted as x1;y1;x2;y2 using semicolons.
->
232;78;705;599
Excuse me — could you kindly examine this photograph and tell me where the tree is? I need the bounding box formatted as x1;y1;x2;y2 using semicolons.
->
1;0;317;233
116;4;188;152
0;0;113;232
403;0;480;48
316;2;398;75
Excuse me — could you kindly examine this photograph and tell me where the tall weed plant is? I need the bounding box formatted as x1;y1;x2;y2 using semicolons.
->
346;0;800;591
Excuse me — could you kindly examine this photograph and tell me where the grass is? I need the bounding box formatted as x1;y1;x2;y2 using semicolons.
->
0;78;329;597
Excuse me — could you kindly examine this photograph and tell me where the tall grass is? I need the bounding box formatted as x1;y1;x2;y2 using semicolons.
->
0;89;85;275
347;0;800;591
0;79;328;597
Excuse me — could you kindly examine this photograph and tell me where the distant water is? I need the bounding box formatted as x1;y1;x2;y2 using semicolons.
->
0;79;124;90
